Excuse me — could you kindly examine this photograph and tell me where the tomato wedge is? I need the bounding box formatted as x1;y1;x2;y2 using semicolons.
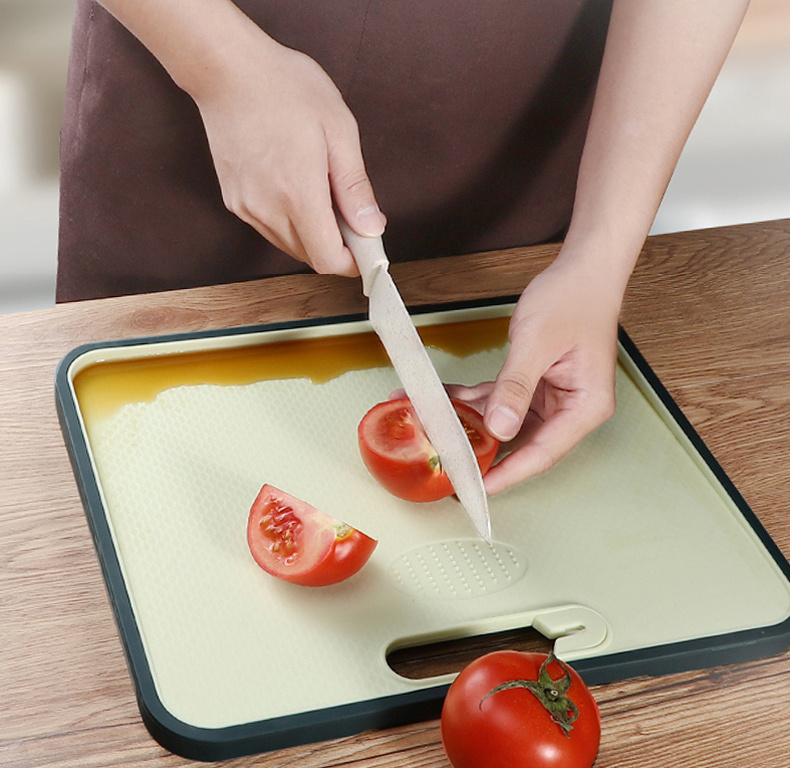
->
357;397;499;502
247;485;377;586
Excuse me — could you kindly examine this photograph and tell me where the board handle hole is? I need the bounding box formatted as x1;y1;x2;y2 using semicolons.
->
386;625;553;681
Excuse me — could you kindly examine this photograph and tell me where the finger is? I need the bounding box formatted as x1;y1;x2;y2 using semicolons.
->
291;181;359;276
328;120;386;239
240;169;360;276
483;393;613;495
444;382;495;416
483;408;579;494
389;383;496;416
484;341;548;443
444;382;495;401
233;207;303;262
226;165;313;264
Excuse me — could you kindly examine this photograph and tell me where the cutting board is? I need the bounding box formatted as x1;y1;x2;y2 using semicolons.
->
56;300;790;761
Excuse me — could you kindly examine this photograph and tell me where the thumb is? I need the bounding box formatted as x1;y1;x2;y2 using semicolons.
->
328;132;386;238
484;346;544;442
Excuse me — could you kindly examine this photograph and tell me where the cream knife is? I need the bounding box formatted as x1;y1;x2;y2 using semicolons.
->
338;217;492;543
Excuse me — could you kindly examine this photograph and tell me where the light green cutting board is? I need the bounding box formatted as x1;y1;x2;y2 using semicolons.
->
57;302;790;759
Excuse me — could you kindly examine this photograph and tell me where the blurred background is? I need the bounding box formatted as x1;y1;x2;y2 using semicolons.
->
1;0;789;315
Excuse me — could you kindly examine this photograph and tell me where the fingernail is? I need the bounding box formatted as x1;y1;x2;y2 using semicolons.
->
487;405;520;441
356;204;386;236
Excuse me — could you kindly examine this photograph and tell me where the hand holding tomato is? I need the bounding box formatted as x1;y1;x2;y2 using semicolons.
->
357;397;499;502
247;485;376;586
441;650;601;768
449;252;622;495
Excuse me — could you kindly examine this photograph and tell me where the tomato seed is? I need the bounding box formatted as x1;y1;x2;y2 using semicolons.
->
262;499;302;553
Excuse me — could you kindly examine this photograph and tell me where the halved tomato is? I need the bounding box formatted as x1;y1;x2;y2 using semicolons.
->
247;485;377;586
357;397;499;502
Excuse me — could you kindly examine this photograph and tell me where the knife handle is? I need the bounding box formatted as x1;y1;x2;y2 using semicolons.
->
337;214;389;297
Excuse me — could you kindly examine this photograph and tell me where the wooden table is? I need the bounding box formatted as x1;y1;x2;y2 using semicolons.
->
2;219;789;767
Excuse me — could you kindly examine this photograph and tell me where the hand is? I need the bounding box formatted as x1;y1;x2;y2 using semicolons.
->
449;248;623;495
192;26;386;275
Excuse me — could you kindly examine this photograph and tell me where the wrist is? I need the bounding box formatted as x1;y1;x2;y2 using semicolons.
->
98;0;278;104
549;230;637;312
165;4;278;103
558;219;643;296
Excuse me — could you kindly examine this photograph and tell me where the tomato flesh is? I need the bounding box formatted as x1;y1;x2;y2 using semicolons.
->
247;485;377;587
441;651;601;768
257;496;304;566
358;397;498;502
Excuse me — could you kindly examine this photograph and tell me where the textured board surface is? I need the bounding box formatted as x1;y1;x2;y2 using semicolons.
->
61;305;790;734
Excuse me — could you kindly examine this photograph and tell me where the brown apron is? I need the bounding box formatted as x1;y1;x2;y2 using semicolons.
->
57;0;612;302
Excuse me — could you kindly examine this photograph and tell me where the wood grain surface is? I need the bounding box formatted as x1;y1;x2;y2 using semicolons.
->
1;219;789;767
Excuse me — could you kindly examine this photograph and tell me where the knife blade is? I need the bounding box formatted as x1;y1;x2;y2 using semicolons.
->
338;217;492;543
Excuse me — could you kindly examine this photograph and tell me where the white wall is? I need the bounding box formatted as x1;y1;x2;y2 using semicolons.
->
0;0;72;313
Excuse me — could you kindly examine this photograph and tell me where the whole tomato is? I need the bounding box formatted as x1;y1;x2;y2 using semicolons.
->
441;651;600;768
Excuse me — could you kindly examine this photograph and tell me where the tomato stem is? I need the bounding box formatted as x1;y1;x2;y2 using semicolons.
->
480;651;580;737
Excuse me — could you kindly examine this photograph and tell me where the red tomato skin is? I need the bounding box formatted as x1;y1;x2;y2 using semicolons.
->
247;485;377;587
290;526;378;587
358;398;499;503
441;651;600;768
359;440;452;502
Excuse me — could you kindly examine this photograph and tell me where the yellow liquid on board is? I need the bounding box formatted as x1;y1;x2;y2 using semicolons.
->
73;315;511;427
